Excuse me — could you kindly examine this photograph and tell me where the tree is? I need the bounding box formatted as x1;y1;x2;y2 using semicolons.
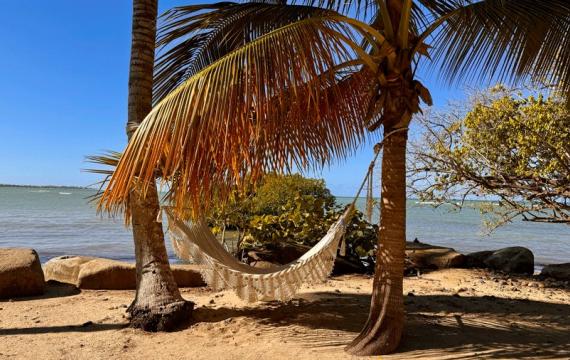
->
99;0;570;354
124;0;192;330
410;85;570;228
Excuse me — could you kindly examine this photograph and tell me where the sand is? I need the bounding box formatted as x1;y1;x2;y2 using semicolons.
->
1;268;569;360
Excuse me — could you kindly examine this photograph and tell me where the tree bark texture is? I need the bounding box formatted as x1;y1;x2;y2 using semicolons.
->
346;126;408;355
126;0;193;331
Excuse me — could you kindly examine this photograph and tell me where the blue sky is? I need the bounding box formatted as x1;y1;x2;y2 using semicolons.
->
0;0;468;196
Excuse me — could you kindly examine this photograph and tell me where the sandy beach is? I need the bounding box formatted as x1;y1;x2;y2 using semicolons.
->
1;268;569;360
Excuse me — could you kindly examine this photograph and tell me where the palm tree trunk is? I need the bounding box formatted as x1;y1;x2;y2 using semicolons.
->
346;125;407;355
126;0;193;331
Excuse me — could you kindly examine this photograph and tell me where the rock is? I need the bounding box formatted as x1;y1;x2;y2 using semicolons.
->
44;255;97;285
540;263;570;281
0;248;45;298
464;251;494;268
485;247;534;275
77;258;136;290
333;256;369;275
44;255;204;289
171;265;206;287
464;247;534;275
405;241;465;271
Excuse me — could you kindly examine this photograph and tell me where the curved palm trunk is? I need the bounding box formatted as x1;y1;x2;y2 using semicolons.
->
126;0;193;331
346;126;408;355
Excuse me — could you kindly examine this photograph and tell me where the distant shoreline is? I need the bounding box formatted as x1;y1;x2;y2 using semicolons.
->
0;184;490;202
0;184;92;190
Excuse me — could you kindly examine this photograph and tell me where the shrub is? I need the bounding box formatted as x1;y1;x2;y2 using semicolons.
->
209;174;376;256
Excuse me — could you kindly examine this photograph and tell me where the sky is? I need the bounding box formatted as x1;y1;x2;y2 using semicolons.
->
0;0;469;196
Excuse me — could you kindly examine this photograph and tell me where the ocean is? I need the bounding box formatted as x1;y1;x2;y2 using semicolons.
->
0;186;568;266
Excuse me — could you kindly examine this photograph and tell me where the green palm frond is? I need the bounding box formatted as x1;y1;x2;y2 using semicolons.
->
425;0;570;94
101;15;381;218
154;2;345;103
154;1;438;103
287;0;377;18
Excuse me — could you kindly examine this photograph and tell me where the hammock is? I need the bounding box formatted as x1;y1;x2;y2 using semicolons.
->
165;129;405;302
166;204;354;302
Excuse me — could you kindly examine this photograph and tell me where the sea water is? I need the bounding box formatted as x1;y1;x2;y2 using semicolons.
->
0;186;568;266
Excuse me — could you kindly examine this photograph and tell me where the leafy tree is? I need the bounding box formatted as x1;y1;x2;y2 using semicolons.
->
99;0;570;354
410;85;570;227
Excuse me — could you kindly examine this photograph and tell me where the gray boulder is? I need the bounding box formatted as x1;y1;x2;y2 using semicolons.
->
540;263;570;281
463;251;494;268
0;248;45;298
465;247;534;275
405;241;465;271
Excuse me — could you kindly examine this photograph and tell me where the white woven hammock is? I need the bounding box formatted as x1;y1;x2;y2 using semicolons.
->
164;128;405;302
166;204;354;302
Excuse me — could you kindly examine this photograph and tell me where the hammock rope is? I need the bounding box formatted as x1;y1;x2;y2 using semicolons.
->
165;128;406;302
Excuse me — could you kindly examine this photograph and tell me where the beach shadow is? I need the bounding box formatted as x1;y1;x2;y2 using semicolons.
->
193;292;368;332
399;294;570;359
7;281;80;302
193;291;570;359
0;322;125;336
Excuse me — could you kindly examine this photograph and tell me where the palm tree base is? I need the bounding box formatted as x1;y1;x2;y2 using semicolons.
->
344;313;403;355
127;299;194;331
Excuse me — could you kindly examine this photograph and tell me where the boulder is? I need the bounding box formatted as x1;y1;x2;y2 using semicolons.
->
464;247;534;275
77;258;136;290
0;248;45;298
171;265;206;287
405;241;465;271
463;251;494;268
44;255;205;289
43;255;97;285
540;263;570;281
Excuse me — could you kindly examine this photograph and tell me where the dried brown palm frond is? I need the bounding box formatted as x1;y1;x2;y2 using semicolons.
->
99;15;383;219
85;151;122;177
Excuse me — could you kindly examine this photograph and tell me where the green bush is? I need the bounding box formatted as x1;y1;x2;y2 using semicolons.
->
209;173;376;256
251;173;336;215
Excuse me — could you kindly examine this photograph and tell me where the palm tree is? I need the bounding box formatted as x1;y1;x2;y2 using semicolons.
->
124;0;193;330
99;0;569;354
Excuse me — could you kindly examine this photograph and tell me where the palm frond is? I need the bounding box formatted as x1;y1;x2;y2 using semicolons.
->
101;16;379;219
425;0;570;95
287;0;377;19
154;2;346;103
